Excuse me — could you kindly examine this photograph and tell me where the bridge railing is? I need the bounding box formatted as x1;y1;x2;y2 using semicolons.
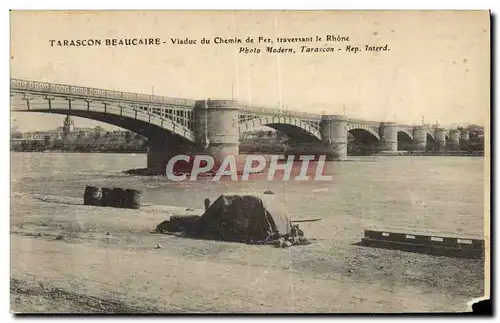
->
238;104;323;119
346;118;383;127
10;79;450;130
10;78;198;108
10;93;196;140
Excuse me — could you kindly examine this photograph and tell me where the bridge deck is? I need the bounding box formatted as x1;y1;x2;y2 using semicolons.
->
10;78;429;128
10;78;197;109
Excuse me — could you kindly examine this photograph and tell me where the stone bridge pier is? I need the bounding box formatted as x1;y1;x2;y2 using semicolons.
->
319;115;348;160
147;133;197;174
448;129;461;150
459;129;471;150
193;99;240;165
435;128;447;151
379;122;398;152
282;114;348;160
413;126;427;151
146;99;241;174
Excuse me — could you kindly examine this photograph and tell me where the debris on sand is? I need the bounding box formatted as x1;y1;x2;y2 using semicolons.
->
267;224;310;248
359;228;485;259
84;186;142;210
154;220;170;234
154;243;163;249
155;215;201;234
123;168;156;176
154;193;312;248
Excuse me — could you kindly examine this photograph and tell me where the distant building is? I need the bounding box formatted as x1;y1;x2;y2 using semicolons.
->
20;130;63;141
11;115;147;152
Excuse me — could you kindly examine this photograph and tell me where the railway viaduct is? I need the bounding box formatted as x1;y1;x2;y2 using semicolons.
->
11;79;471;173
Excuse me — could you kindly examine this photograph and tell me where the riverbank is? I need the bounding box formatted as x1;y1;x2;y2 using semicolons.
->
10;148;484;157
10;149;147;154
374;151;484;157
10;193;484;313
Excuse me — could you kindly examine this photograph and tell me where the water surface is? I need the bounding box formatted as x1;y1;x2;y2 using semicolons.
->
11;152;485;237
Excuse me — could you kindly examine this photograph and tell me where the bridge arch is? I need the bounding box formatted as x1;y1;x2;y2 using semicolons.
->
397;129;414;151
346;124;380;141
397;130;413;144
11;95;195;142
238;116;321;140
348;128;380;142
347;127;380;155
397;128;413;140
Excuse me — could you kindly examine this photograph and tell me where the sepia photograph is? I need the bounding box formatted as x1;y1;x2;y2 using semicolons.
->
9;9;490;314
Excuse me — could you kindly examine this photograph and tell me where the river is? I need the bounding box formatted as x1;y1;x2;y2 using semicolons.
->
10;152;485;237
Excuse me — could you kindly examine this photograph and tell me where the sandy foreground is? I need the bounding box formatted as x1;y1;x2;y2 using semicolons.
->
10;194;484;313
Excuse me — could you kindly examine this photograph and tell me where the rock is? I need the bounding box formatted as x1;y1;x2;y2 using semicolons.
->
348;269;353;273
283;241;293;248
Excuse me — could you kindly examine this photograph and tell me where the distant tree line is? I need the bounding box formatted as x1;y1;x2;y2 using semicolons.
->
240;130;287;154
11;127;485;154
11;130;149;153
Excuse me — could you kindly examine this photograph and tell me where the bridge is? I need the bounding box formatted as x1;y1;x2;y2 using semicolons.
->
10;79;471;174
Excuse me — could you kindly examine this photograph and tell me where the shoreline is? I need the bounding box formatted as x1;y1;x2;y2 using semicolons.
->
10;150;484;157
374;151;484;157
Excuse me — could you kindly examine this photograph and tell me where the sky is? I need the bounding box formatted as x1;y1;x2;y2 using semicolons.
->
10;10;490;132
